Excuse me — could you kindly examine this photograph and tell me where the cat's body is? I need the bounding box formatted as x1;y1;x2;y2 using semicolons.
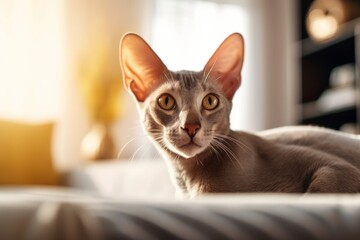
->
165;126;360;197
119;33;360;196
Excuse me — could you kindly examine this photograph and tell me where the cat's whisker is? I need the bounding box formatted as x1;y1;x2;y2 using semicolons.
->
152;134;163;140
195;155;203;166
215;134;255;157
138;142;154;160
203;58;218;83
213;137;243;168
148;134;163;139
117;136;143;159
199;158;204;166
212;75;223;83
154;137;171;152
152;150;162;162
227;136;255;156
118;131;163;159
211;138;242;169
174;154;180;164
169;71;175;82
209;145;221;162
211;141;240;169
148;131;163;138
130;144;146;162
151;132;164;140
163;70;173;82
213;139;245;169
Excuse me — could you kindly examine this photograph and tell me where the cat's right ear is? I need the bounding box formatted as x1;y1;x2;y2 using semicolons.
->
119;33;168;102
203;33;244;100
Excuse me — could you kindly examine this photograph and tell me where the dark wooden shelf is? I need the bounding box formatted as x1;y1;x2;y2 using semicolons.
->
301;18;360;57
298;2;360;132
302;103;356;121
301;106;356;130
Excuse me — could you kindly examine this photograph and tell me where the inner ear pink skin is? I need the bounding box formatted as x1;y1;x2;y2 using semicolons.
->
203;33;245;100
120;33;168;102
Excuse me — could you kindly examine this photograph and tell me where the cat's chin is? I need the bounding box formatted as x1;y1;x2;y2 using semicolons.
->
173;143;206;159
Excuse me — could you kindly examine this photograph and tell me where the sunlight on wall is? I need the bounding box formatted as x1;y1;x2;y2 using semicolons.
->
151;0;251;130
152;0;249;71
0;0;65;122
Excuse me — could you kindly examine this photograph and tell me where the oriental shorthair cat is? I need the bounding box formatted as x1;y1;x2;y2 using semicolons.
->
119;32;360;198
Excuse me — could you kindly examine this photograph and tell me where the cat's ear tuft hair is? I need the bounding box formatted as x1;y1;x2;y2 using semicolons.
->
119;33;168;102
203;33;244;100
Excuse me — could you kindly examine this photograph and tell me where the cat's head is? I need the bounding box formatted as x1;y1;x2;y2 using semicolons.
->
119;33;244;159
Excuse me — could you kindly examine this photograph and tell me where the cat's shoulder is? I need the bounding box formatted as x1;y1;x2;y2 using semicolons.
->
256;125;360;144
259;125;338;136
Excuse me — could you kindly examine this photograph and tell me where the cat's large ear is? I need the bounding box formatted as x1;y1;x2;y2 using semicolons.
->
203;33;244;100
120;33;168;102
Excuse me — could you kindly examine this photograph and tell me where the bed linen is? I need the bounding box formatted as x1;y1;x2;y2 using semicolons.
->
1;188;360;240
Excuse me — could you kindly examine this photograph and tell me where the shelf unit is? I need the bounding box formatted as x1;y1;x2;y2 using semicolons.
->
299;19;360;133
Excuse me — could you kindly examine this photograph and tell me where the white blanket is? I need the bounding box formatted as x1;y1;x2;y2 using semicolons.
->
2;160;360;240
1;188;360;240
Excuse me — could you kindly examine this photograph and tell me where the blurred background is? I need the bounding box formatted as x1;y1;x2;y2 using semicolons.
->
0;0;360;185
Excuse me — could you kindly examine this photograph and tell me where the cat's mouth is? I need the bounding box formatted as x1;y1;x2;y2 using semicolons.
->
179;141;202;148
166;135;208;158
176;141;204;158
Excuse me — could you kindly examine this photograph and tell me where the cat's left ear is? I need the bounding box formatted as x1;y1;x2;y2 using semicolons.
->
203;33;244;100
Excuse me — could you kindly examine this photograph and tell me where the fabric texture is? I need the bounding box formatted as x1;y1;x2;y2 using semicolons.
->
1;188;360;240
0;188;104;240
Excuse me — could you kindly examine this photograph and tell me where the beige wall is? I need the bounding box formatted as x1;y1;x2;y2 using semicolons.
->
230;0;298;131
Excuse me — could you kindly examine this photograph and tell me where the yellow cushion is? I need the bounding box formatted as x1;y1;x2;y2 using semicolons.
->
0;120;59;185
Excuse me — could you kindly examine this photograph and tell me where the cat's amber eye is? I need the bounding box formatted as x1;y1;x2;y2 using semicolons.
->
158;94;176;110
202;94;219;110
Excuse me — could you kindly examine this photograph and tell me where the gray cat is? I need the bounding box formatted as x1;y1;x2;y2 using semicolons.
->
119;32;360;197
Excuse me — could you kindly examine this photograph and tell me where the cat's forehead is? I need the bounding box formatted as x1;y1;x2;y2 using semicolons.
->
170;71;202;89
164;70;218;92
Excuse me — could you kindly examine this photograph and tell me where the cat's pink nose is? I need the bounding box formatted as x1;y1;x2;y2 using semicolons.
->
182;123;201;137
